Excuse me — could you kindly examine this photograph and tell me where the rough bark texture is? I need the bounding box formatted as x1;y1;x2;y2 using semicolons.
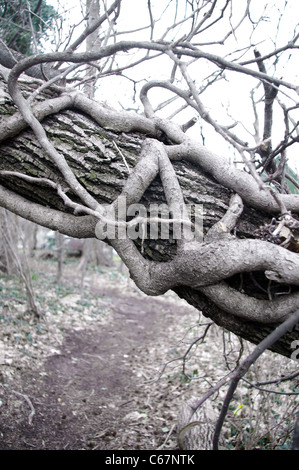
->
0;73;298;357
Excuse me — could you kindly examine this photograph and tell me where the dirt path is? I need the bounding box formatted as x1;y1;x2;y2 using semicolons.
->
0;267;202;450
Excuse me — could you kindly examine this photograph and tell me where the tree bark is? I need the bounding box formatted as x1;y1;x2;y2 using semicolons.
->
0;70;298;357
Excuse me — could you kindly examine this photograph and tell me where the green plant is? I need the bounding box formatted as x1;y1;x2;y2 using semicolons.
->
0;0;56;55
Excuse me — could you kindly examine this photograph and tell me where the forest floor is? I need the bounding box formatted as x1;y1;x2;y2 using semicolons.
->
0;257;298;451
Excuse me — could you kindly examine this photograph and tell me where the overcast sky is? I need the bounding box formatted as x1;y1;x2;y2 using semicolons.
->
46;0;299;173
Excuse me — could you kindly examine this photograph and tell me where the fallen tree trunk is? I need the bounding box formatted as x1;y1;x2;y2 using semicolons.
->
0;66;298;358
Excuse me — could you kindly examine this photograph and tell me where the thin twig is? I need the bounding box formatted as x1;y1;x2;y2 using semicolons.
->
156;424;176;450
12;390;35;425
113;140;130;173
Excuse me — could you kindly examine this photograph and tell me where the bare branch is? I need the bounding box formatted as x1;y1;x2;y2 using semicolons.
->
66;0;121;52
0;184;97;238
212;309;299;449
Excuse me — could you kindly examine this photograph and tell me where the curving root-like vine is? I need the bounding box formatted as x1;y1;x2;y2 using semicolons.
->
101;138;299;324
1;62;299;325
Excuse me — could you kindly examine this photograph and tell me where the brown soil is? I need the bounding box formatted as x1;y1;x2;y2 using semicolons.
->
0;262;206;450
2;261;296;451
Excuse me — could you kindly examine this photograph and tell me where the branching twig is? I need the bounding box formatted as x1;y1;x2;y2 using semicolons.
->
212;309;299;450
12;390;35;425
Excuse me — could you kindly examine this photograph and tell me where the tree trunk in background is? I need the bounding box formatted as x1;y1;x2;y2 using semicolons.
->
78;238;91;297
0;209;41;316
84;0;101;99
0;208;16;274
55;231;64;284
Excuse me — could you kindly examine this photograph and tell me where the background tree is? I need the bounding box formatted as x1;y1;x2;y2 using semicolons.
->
0;0;299;449
0;0;56;55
